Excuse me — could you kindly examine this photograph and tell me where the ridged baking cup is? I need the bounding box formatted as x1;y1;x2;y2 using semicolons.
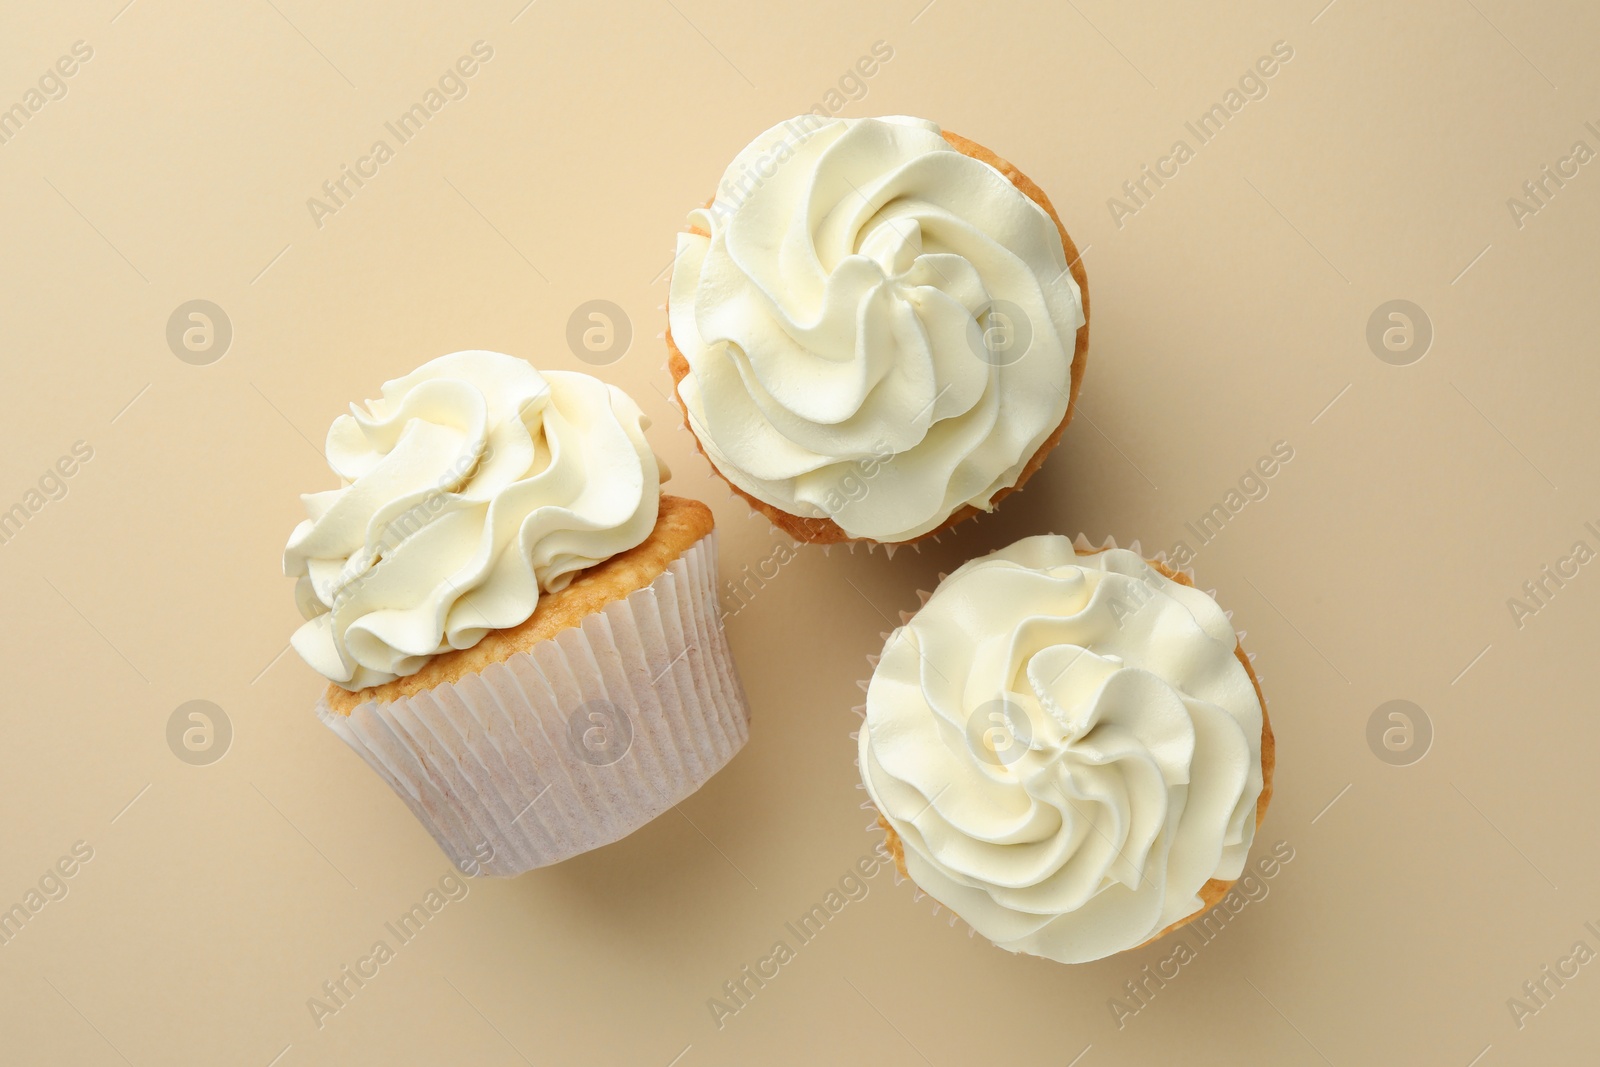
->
317;532;749;877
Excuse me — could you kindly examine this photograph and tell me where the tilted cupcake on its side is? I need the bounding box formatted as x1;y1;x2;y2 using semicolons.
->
858;535;1274;963
284;351;749;876
667;115;1089;545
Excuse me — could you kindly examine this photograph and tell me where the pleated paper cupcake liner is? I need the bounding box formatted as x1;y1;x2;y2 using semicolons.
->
317;531;750;877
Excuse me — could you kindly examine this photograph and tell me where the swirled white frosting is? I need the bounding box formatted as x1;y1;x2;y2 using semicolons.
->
284;351;662;690
668;115;1085;542
859;537;1265;963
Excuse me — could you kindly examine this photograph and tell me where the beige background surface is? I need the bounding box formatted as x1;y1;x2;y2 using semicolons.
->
1;0;1597;1063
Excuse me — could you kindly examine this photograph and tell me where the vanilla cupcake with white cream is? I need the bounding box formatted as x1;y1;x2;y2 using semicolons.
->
859;535;1274;963
284;351;751;875
667;115;1089;544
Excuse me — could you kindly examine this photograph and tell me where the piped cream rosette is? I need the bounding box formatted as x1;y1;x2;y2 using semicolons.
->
667;115;1088;544
857;534;1273;963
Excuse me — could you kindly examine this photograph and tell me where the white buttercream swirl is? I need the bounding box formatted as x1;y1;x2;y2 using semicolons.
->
668;115;1085;542
284;351;662;690
859;536;1265;963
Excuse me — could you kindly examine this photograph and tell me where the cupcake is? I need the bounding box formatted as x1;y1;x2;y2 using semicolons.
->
857;535;1274;963
667;115;1089;546
284;351;750;876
